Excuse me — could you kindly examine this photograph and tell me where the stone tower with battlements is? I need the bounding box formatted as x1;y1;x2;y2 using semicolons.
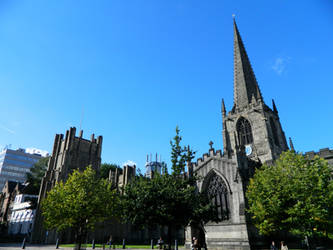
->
32;127;102;243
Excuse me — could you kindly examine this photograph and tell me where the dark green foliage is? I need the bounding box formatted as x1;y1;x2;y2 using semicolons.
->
121;126;216;246
100;163;121;179
25;157;49;195
122;173;215;228
246;151;333;240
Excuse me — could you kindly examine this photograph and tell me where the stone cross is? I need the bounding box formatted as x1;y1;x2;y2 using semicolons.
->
209;141;214;149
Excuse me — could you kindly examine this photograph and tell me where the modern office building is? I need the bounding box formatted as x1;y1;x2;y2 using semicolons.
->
0;148;44;190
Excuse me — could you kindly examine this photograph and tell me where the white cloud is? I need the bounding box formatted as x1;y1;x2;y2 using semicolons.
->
26;148;49;157
272;56;291;75
122;160;137;167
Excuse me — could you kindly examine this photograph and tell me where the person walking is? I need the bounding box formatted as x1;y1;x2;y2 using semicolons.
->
270;241;277;250
157;236;164;250
281;241;288;250
192;236;199;250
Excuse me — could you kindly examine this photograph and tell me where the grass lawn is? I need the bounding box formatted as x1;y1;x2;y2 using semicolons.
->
58;245;317;250
60;244;150;248
59;244;185;249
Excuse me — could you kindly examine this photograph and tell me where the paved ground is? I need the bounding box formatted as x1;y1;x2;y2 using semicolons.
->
0;244;65;250
0;244;154;250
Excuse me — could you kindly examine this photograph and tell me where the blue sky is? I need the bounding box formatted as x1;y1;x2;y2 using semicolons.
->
0;0;332;173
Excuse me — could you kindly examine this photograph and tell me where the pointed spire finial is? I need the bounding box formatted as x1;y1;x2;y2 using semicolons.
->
256;83;263;102
289;137;295;152
233;19;263;110
222;99;226;116
272;99;278;113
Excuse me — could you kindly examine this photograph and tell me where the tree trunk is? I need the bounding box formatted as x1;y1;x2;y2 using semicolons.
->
74;229;81;250
74;226;87;250
167;225;172;250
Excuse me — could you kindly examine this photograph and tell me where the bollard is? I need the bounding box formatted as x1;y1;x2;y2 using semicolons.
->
21;237;26;249
92;239;95;249
175;239;178;250
122;238;125;249
151;239;154;249
103;243;105;250
55;238;59;249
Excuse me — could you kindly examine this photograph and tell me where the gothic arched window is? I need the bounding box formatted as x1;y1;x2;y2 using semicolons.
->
236;117;253;145
270;117;279;146
207;174;229;221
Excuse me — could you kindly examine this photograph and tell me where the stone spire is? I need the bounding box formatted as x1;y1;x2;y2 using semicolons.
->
233;19;263;110
272;99;278;113
221;98;226;117
289;137;295;152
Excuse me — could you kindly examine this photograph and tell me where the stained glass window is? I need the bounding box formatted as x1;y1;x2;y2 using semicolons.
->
207;174;229;221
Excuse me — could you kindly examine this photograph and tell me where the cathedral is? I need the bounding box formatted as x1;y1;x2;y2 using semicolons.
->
26;18;332;248
185;19;290;250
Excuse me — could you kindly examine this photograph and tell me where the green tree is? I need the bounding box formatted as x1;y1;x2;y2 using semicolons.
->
99;163;121;179
122;174;213;247
25;157;50;195
246;151;333;242
41;166;118;250
170;126;195;176
122;127;215;248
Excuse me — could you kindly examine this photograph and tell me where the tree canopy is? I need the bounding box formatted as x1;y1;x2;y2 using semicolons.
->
25;156;49;195
121;127;215;246
246;151;333;240
41;166;118;249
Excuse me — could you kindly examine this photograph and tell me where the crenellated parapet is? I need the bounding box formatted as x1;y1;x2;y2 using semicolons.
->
305;147;333;166
109;164;136;192
192;148;225;170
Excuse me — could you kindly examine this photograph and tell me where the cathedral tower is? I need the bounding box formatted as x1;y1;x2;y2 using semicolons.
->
186;19;290;250
222;19;288;164
32;127;103;243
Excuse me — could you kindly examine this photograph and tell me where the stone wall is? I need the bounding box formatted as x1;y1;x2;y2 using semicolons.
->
185;148;251;250
305;147;333;166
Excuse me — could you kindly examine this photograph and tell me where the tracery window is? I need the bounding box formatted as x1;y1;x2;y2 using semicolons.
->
270;117;279;146
236;117;253;145
207;174;229;221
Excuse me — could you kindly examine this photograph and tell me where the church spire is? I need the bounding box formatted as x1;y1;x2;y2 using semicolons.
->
221;98;226;117
272;99;278;113
289;137;295;152
233;19;263;110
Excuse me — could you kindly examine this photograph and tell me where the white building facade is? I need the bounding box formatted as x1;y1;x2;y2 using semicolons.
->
8;194;37;235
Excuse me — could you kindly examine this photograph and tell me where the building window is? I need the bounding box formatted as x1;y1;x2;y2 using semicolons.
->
207;174;229;221
236;117;253;145
270;117;279;146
